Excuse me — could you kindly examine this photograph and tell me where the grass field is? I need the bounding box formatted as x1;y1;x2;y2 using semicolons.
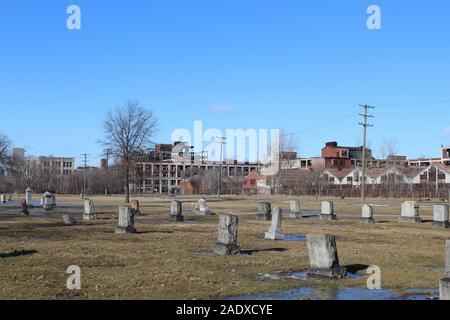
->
0;194;448;300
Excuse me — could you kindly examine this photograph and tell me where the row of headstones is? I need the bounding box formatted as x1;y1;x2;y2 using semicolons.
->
61;198;210;225
16;189;56;216
214;212;450;299
400;201;450;228
0;194;13;203
257;200;346;221
258;200;450;228
62;199;142;225
109;199;211;233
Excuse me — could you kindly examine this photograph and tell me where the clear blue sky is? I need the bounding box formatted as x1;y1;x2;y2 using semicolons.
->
1;0;449;166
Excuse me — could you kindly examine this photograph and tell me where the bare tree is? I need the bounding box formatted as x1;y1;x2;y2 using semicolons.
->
0;132;12;169
100;101;159;203
379;138;399;159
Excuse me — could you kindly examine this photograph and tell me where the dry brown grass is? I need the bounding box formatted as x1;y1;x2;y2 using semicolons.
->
0;195;447;300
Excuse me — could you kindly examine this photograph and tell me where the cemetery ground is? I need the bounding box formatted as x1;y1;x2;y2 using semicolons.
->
0;195;447;300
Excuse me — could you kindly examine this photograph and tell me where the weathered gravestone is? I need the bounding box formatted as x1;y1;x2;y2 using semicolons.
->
42;191;56;210
445;240;450;277
432;205;449;229
63;214;77;225
214;214;240;255
440;278;450;300
115;206;136;234
306;234;347;278
361;204;375;224
83;199;96;220
131;200;141;216
169;200;184;221
195;198;212;216
265;207;285;240
441;240;450;300
0;194;6;203
256;201;272;221
399;201;421;223
20;200;29;216
288;200;302;219
320;201;336;220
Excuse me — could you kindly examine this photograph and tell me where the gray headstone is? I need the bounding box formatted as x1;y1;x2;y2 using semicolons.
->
195;198;212;216
83;199;96;220
0;194;6;203
169;200;184;221
289;200;302;218
445;240;450;276
432;205;449;229
63;214;77;225
306;234;347;278
25;187;33;206
440;278;450;300
214;214;239;255
42;192;56;211
399;201;421;223
265;207;284;240
361;204;375;224
256;201;272;221
115;206;136;234
320;201;336;220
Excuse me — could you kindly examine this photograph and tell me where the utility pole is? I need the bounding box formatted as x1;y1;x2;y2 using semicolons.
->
103;149;112;196
215;137;227;199
359;104;375;203
80;153;90;199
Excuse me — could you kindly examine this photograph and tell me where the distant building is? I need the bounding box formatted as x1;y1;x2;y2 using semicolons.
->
321;141;373;169
408;146;450;167
38;156;75;175
132;142;261;194
242;170;262;194
12;148;25;162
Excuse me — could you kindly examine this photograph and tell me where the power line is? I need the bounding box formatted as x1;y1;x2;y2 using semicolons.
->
280;111;355;138
375;98;450;108
358;104;375;203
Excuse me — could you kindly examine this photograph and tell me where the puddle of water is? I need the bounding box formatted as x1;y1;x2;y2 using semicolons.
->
347;272;367;279
283;235;306;241
0;200;81;208
278;272;309;280
260;271;367;281
225;286;437;301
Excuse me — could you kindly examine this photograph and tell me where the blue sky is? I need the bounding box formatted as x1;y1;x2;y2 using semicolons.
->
1;0;449;166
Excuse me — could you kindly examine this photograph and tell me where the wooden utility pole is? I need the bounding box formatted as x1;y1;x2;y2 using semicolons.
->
359;104;375;203
80;153;90;199
103;148;112;195
215;137;227;199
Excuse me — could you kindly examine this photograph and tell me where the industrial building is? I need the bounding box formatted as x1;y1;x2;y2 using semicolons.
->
132;142;261;194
